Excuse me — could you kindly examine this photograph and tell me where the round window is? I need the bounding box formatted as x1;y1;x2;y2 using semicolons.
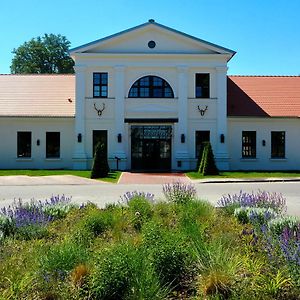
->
148;40;156;49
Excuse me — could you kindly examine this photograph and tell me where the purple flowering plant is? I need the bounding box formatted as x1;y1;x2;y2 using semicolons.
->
0;195;73;239
120;191;155;204
218;190;286;214
163;181;197;204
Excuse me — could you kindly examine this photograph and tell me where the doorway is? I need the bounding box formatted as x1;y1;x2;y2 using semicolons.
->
131;125;172;171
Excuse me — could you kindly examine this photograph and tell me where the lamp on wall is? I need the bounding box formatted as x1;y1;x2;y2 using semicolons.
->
181;134;185;143
77;133;82;143
117;133;122;143
36;139;40;146
220;134;225;143
262;140;266;146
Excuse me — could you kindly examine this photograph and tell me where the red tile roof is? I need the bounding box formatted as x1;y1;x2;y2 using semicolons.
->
0;74;75;117
227;76;300;117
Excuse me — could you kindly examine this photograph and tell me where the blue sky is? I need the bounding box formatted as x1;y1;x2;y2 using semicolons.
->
1;0;299;75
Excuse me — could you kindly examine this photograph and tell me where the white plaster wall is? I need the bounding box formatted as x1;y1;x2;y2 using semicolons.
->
0;117;74;169
74;35;230;171
228;118;300;170
87;28;216;54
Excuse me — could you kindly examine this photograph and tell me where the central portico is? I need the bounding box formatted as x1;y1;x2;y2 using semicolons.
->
70;19;235;171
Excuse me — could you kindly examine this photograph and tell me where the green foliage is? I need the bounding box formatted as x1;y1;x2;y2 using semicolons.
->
163;181;197;204
91;142;110;179
90;242;170;300
142;222;194;287
82;208;114;237
39;241;88;280
1;191;299;299
15;224;48;240
268;216;300;236
11;33;74;74
198;141;219;175
0;215;15;239
128;196;153;230
234;207;278;226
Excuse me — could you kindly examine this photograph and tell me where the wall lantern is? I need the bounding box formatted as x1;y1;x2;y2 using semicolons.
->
36;139;40;146
117;133;122;143
181;134;185;143
262;140;266;147
77;133;82;143
220;134;225;143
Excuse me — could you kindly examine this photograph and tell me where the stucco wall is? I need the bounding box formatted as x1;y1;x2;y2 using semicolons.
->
0;117;75;169
228;117;300;170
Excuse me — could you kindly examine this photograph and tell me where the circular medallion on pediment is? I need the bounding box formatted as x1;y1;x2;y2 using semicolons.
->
148;40;156;49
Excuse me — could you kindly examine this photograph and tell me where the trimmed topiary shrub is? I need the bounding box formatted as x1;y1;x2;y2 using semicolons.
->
198;141;218;175
91;142;109;179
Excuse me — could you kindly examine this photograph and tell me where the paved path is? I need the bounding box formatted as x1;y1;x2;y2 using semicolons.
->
118;172;191;184
0;174;299;217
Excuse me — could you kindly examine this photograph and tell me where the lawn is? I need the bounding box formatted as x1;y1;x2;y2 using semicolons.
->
0;170;122;183
186;170;300;179
0;184;299;299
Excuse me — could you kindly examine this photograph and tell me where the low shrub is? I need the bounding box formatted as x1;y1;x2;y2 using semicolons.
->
120;190;155;204
163;181;197;204
0;195;75;240
40;241;88;281
218;190;286;214
234;207;278;226
127;195;153;230
142;223;193;287
268;216;300;236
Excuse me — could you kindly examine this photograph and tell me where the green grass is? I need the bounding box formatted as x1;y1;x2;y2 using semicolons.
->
186;171;300;179
0;169;122;183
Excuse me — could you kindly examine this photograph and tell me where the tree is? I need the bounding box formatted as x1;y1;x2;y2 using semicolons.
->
91;142;110;179
198;142;219;175
10;34;74;74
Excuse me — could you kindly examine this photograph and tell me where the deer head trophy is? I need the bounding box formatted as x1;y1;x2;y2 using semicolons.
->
198;105;208;116
94;103;105;117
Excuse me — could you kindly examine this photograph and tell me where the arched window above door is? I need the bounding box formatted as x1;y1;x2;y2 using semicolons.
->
128;76;174;98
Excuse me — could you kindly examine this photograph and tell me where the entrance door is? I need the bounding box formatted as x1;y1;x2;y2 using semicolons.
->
195;130;210;158
131;125;172;171
93;130;107;157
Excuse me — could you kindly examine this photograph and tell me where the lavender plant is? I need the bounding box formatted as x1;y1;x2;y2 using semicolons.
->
234;207;278;226
163;181;197;204
120;191;155;204
0;195;74;239
268;216;300;236
218;190;286;214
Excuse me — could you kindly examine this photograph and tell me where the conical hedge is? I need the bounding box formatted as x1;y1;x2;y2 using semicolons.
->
91;142;110;178
198;141;219;175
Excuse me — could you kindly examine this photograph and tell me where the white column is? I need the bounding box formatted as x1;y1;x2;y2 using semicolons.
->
215;66;229;170
73;65;87;169
113;66;126;163
176;66;189;169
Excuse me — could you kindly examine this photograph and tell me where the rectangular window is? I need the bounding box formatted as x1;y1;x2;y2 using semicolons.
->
93;72;108;98
195;130;210;158
17;131;31;158
242;131;256;158
46;132;60;158
195;73;210;98
93;130;107;157
271;131;285;158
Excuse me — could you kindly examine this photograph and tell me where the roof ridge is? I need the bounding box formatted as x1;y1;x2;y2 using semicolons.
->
0;73;75;76
228;75;300;78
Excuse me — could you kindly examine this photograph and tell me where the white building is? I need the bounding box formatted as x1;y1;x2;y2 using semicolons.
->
0;20;299;171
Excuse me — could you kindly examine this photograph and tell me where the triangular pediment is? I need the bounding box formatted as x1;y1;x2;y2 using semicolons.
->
70;21;235;57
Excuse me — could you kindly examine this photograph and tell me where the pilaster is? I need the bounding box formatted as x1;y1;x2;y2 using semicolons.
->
73;65;88;169
215;66;229;170
176;66;189;169
113;65;127;162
